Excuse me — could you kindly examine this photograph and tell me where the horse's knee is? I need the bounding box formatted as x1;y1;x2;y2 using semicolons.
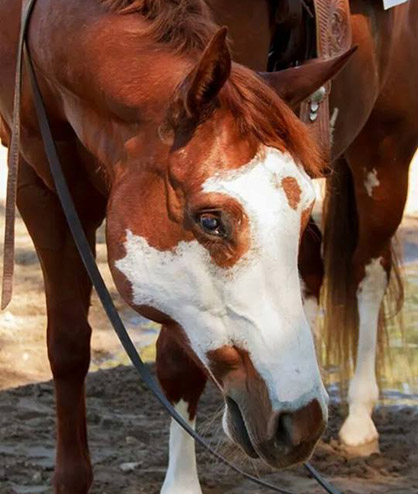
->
47;308;92;380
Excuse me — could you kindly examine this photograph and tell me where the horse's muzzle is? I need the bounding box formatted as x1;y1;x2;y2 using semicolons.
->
224;394;326;468
208;345;327;468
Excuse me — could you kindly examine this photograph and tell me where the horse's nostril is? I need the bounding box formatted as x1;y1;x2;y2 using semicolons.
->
276;413;303;447
226;396;240;419
275;399;324;448
226;397;258;457
226;396;247;439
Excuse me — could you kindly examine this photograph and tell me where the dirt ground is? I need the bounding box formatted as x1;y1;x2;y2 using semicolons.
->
0;365;417;494
0;145;417;494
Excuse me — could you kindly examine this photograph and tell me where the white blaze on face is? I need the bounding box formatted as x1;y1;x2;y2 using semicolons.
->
115;146;327;411
364;168;380;197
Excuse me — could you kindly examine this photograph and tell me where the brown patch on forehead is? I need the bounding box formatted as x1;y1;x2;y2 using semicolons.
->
282;177;302;210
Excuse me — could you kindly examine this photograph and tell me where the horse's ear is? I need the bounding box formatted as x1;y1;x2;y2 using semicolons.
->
181;26;231;118
259;46;357;108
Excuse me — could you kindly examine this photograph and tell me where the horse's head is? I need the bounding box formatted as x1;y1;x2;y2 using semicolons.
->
107;28;351;468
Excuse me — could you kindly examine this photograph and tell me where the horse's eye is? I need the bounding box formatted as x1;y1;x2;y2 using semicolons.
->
198;213;226;237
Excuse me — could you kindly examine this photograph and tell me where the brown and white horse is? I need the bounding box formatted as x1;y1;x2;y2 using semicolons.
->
208;0;418;456
0;0;354;492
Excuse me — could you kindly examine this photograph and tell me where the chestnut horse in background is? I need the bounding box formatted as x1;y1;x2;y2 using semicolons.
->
208;0;418;456
0;0;356;493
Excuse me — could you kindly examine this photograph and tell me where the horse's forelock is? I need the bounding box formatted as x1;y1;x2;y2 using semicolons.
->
220;65;325;178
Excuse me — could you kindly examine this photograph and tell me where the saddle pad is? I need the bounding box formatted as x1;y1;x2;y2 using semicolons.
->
383;0;408;9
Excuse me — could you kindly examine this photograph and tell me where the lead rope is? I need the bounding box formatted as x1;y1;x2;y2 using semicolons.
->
6;1;342;492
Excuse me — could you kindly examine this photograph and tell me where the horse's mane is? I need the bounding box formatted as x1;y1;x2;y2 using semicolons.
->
100;0;324;176
100;0;217;53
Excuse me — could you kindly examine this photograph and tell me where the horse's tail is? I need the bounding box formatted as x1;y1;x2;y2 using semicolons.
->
321;158;404;389
322;158;358;388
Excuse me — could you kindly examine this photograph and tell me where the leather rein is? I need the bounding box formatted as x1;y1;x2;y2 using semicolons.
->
2;1;343;493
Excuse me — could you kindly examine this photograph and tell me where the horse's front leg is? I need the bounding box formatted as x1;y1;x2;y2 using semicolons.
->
17;158;105;493
156;325;208;494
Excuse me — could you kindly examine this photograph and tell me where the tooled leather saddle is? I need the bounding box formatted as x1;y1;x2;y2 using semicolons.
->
268;0;352;160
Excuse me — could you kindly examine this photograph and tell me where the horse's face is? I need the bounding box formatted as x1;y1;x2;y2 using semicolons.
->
108;124;326;468
106;28;347;468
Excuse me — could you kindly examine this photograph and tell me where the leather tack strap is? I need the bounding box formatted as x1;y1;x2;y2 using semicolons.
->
300;0;352;161
1;0;37;309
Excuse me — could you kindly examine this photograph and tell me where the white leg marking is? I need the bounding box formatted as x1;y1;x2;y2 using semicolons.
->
161;400;202;494
364;168;380;197
339;258;387;448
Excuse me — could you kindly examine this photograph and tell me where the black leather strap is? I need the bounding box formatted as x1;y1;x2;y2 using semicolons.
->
9;2;342;493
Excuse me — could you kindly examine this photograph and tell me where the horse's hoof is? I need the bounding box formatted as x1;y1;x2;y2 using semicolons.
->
338;410;379;458
340;438;380;457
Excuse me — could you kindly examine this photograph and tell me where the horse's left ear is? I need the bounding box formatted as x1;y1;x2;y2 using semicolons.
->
180;26;231;118
259;46;357;108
